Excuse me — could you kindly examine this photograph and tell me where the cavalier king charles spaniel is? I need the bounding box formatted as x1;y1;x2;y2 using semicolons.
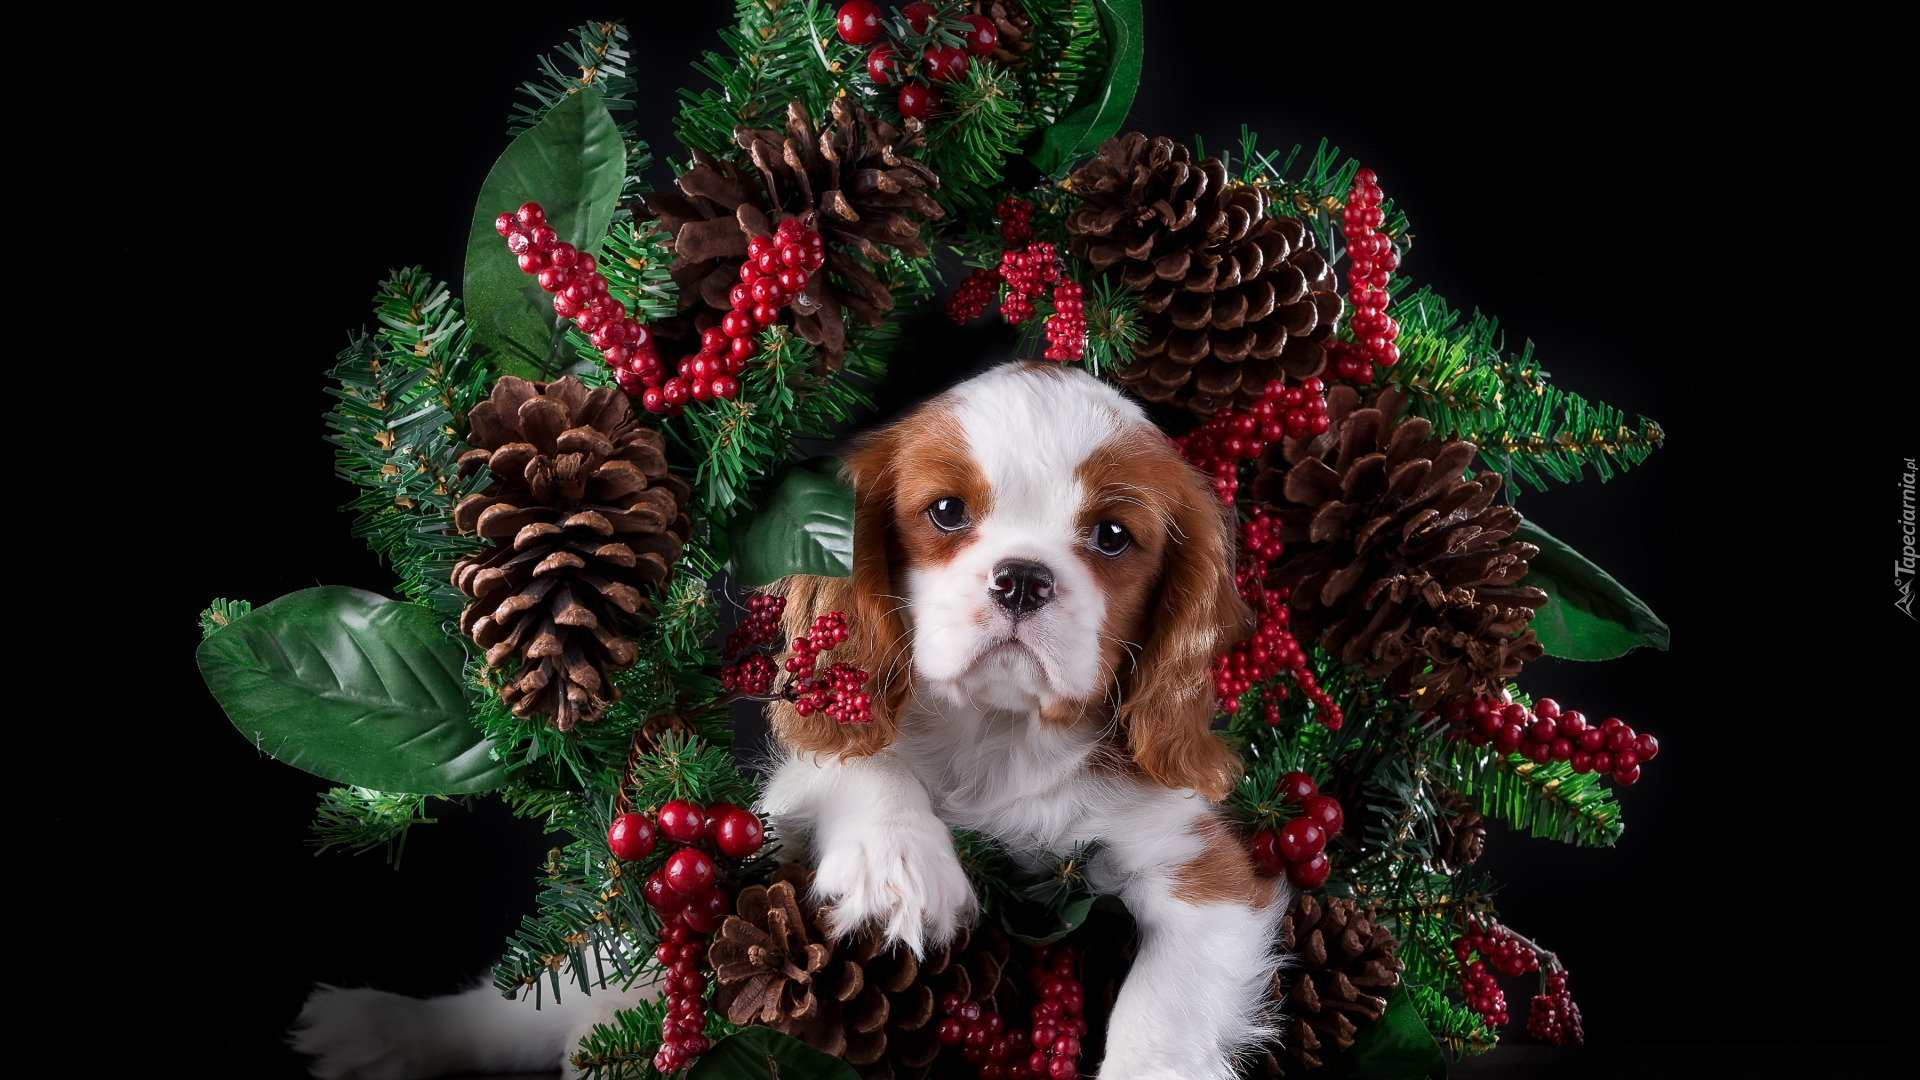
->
295;361;1284;1080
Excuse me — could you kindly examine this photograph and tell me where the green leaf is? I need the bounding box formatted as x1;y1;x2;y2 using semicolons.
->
1314;985;1449;1080
1024;0;1145;176
463;89;624;380
686;1026;860;1080
1515;519;1670;661
196;587;506;794
725;459;854;588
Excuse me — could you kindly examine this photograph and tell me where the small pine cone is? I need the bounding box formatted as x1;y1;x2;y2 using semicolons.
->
1435;786;1487;872
1252;896;1406;1076
1251;387;1547;706
711;865;1009;1080
450;376;691;730
970;1;1035;67
1066;132;1342;416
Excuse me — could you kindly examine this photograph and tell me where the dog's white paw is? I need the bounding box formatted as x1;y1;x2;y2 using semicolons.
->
811;814;975;956
291;985;456;1080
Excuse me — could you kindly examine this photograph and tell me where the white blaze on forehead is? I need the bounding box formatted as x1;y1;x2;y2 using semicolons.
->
948;365;1146;524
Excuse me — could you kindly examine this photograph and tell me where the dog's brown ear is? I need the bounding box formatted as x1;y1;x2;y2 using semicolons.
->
766;430;911;759
1117;456;1252;801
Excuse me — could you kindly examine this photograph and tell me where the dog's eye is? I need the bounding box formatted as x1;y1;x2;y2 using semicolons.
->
928;497;970;532
1091;521;1132;556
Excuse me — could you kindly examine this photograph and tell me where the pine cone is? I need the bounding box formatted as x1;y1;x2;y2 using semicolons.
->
1251;896;1405;1077
1435;786;1487;872
969;1;1035;67
646;99;942;370
1251;387;1547;706
711;866;1011;1079
1065;133;1342;416
450;376;690;730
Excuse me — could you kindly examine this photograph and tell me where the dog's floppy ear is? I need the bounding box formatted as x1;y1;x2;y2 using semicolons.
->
766;429;911;759
1118;457;1252;801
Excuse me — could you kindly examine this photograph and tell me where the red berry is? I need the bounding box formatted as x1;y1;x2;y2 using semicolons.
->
711;375;740;399
1301;795;1344;838
721;310;754;339
897;81;942;119
867;41;902;84
1286;852;1330;889
657;800;706;844
644;869;689;912
1277;771;1317;805
835;1;884;44
960;13;999;54
901;1;937;32
516;202;546;227
715;810;766;858
664;848;716;895
923;44;968;82
1248;828;1283;876
1634;733;1660;760
681;886;730;932
1614;765;1641;785
1277;818;1326;862
607;813;656;861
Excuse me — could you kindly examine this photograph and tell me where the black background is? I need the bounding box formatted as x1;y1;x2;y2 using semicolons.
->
60;3;1910;1076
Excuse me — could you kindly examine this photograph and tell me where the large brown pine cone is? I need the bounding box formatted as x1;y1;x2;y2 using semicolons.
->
645;99;942;369
1250;896;1406;1077
450;376;690;730
1251;388;1547;707
1065;133;1342;416
711;866;1012;1079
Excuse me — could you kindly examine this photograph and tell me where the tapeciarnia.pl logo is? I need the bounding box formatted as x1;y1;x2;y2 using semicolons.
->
1901;457;1918;619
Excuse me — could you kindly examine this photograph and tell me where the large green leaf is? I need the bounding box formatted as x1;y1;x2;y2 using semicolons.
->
1023;0;1145;176
726;459;855;588
1516;519;1670;661
463;89;624;380
1315;985;1449;1080
686;1027;859;1080
196;587;506;794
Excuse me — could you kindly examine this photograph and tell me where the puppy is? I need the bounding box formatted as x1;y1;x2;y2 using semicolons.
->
764;362;1284;1080
295;362;1282;1080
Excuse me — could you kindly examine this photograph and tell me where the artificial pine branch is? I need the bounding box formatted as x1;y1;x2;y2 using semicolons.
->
924;61;1033;211
1385;285;1665;492
324;269;489;619
197;597;253;639
1435;740;1624;847
309;787;438;866
1234;129;1411;255
676;0;855;164
508;21;653;206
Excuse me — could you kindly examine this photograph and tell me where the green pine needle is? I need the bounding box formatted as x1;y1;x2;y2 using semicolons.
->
197;597;252;639
309;787;438;867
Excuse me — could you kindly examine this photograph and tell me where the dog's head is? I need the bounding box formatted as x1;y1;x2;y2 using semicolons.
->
772;363;1251;799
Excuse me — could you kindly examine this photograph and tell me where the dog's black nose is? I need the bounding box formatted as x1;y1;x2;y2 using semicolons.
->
990;560;1054;618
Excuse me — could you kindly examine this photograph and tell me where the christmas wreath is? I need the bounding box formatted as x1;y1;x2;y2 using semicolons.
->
195;5;1669;1077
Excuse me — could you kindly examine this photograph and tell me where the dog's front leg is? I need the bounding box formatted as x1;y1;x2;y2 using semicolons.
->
1090;808;1287;1080
760;748;975;957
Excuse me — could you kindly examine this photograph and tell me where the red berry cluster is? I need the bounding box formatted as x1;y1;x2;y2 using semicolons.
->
1527;969;1585;1045
641;218;823;415
935;945;1087;1079
1331;168;1401;385
1209;510;1342;728
785;613;874;723
1170;378;1331;505
1449;916;1543;1029
946;265;1001;323
494;201;660;388
720;594;788;693
1446;696;1658;786
1247;771;1344;890
605;799;765;1073
1043;282;1086;361
997;196;1035;246
838;2;999;120
998;241;1059;324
